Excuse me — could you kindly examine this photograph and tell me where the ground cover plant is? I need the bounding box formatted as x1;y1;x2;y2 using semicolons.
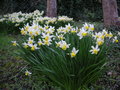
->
11;21;120;90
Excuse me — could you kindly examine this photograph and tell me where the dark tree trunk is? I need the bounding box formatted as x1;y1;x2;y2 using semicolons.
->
46;0;57;17
102;0;119;26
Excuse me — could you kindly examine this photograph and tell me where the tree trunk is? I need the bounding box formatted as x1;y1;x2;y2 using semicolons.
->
46;0;57;17
102;0;119;26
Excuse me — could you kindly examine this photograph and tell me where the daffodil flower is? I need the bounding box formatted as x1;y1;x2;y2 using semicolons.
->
25;70;32;76
118;32;120;36
43;39;52;46
70;47;79;58
65;23;72;31
11;41;17;46
77;28;88;39
42;33;54;41
28;44;39;51
23;42;28;48
113;36;119;43
59;41;70;50
96;38;104;46
84;23;89;30
38;39;43;46
27;37;34;44
20;28;27;35
57;34;64;40
71;28;77;33
102;29;108;36
89;24;94;31
24;23;30;31
90;45;100;54
108;32;113;39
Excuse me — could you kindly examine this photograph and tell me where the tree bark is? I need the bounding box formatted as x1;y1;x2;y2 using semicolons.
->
46;0;57;17
102;0;119;26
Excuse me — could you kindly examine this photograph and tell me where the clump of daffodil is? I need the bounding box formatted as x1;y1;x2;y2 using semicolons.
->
58;16;73;22
12;22;120;90
90;45;100;54
25;70;32;76
93;31;105;40
70;47;79;58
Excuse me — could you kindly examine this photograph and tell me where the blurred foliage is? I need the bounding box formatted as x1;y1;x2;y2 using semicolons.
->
0;0;102;21
58;0;103;21
0;0;120;21
0;0;46;14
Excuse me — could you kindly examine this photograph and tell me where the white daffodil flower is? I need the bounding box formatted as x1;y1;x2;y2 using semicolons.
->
27;37;34;44
118;32;120;36
77;28;88;39
70;47;79;58
65;23;72;31
42;33;54;41
38;39;43;46
23;42;28;48
25;70;32;76
84;23;89;30
11;41;17;46
113;36;119;43
28;44;39;51
59;40;70;50
89;24;94;31
90;45;100;54
96;38;104;46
